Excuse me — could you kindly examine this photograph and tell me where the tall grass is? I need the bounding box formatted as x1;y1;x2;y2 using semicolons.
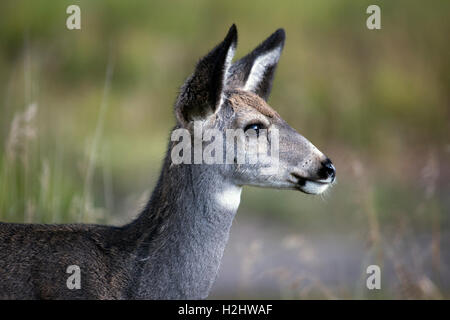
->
0;48;115;225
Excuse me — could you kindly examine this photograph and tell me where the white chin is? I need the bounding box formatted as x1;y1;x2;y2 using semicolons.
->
299;180;330;195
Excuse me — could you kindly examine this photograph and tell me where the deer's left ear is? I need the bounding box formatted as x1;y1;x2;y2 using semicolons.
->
226;29;285;101
175;25;237;125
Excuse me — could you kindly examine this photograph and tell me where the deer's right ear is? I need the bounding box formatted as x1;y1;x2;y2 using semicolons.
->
175;25;237;126
226;29;285;101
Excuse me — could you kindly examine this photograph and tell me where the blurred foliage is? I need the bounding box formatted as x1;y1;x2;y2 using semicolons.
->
0;0;449;298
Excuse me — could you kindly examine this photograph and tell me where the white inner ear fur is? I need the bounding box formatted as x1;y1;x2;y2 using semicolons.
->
218;44;236;110
244;46;282;92
224;44;236;81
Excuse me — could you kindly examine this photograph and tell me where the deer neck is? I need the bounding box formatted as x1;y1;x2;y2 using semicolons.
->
128;154;242;299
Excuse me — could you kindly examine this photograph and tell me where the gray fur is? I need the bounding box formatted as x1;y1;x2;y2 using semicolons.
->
0;25;335;299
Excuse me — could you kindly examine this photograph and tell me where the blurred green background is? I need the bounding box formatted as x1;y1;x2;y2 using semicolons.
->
0;0;449;299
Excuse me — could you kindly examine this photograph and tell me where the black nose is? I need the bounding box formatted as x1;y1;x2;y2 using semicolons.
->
318;158;336;181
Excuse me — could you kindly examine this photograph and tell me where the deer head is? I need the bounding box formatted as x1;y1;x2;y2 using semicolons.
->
173;25;335;195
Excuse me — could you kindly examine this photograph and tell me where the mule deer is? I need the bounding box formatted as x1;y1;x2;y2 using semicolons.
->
0;25;335;299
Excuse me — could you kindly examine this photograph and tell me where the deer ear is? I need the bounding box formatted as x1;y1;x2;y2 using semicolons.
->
175;25;237;125
226;29;285;101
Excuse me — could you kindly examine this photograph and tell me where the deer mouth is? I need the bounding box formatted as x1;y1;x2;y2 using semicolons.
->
290;173;333;195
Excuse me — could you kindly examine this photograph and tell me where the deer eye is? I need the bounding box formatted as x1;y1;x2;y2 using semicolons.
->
244;123;265;136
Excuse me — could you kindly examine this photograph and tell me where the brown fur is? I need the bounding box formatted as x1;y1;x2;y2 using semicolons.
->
227;90;279;118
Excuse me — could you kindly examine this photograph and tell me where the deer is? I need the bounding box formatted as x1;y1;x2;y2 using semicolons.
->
0;25;336;299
